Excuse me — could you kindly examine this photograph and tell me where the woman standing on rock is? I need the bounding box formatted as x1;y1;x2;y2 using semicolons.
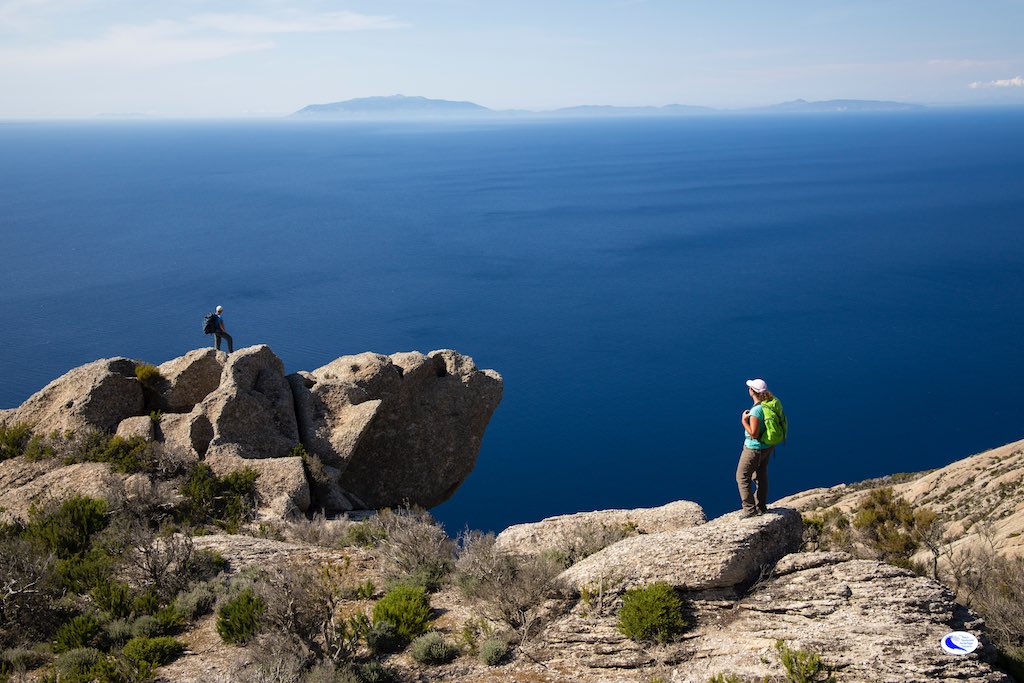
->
737;378;775;518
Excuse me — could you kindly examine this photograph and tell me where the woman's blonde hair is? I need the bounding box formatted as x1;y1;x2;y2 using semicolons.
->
752;389;773;402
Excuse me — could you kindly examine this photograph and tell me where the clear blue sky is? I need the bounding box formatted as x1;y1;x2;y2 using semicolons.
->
2;0;1023;117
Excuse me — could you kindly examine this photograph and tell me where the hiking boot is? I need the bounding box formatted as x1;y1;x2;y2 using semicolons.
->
739;509;759;519
757;505;769;514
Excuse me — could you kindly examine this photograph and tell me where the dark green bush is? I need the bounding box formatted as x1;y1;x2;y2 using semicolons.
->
478;637;510;666
357;661;400;683
371;584;433;643
56;548;114;593
707;675;742;683
179;463;259;532
66;431;154;474
0;423;33;461
104;619;134;647
121;636;184;667
132;590;161;616
617;582;687;644
154;604;187;633
53;614;104;654
130;615;162;639
216;588;265;645
25;496;108;560
409;631;458;665
775;639;837;682
364;620;402;655
91;579;134;619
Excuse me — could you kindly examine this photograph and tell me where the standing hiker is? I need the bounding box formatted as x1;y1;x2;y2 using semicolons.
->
213;305;233;353
736;378;786;518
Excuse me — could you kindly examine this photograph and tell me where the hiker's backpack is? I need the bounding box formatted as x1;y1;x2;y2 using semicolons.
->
202;312;217;335
760;397;788;446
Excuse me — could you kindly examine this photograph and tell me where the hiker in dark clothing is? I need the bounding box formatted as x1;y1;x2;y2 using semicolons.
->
214;305;233;353
737;378;774;518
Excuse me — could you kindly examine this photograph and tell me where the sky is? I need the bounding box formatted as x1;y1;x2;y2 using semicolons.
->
1;0;1023;118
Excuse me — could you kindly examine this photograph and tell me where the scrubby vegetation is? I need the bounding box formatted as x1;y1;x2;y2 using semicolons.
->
616;582;687;644
775;639;837;683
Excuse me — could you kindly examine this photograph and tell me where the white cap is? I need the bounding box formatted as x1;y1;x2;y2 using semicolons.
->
216;305;223;314
746;378;768;393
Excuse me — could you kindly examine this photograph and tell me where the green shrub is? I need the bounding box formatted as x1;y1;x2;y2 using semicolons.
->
154;604;187;633
216;588;265;644
65;431;154;474
775;639;836;683
373;508;455;593
179;463;259;532
134;363;162;388
53;647;102;678
478;637;510;666
122;636;184;667
364;620;402;655
26;496;108;560
409;631;459;665
355;579;376;600
617;582;687;644
371;584;432;643
104;619;134;646
1;646;48;673
91;579;134;619
707;675;742;683
130;615;162;639
173;582;216;620
132;590;161;616
56;548;114;593
53;614;104;654
357;661;399;683
0;423;33;461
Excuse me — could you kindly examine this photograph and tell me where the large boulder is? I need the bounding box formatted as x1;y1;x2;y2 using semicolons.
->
558;508;804;593
495;500;706;557
199;346;299;460
288;371;381;470
297;349;502;509
4;357;143;435
155;348;227;413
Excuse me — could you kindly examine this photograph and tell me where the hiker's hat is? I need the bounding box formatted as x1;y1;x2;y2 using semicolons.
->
746;378;768;393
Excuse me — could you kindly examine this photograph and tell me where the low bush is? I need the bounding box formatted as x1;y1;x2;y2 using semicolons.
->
216;588;266;645
52;647;103;680
478;637;510;666
409;631;459;665
775;639;836;683
1;646;48;674
173;582;216;621
617;582;687;644
707;675;741;683
104;619;134;647
371;584;433;643
0;535;63;648
364;620;402;655
66;431;155;474
134;363;162;388
455;531;565;643
357;661;399;683
53;614;104;654
0;422;33;461
130;615;162;639
372;508;455;592
91;579;135;620
179;463;259;532
121;636;184;667
25;496;108;560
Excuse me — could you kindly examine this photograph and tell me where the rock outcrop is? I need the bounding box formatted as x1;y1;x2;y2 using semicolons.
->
0;345;502;520
559;508;804;593
1;357;143;435
495;500;706;556
296;349;503;509
535;549;1010;682
154;348;226;412
0;462;123;524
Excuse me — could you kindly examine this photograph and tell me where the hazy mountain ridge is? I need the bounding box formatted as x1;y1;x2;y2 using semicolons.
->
292;94;926;118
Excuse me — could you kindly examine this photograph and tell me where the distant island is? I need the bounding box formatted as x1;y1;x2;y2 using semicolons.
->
291;94;926;119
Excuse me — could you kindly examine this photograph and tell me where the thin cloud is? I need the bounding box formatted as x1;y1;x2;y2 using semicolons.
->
968;76;1024;89
0;8;405;68
191;11;408;35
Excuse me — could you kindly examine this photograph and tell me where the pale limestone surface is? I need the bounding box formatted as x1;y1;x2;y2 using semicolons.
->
0;462;122;524
495;500;706;556
559;508;804;593
116;415;155;441
288;370;381;470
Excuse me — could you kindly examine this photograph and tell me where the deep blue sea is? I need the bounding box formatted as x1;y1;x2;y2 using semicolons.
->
1;111;1023;534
